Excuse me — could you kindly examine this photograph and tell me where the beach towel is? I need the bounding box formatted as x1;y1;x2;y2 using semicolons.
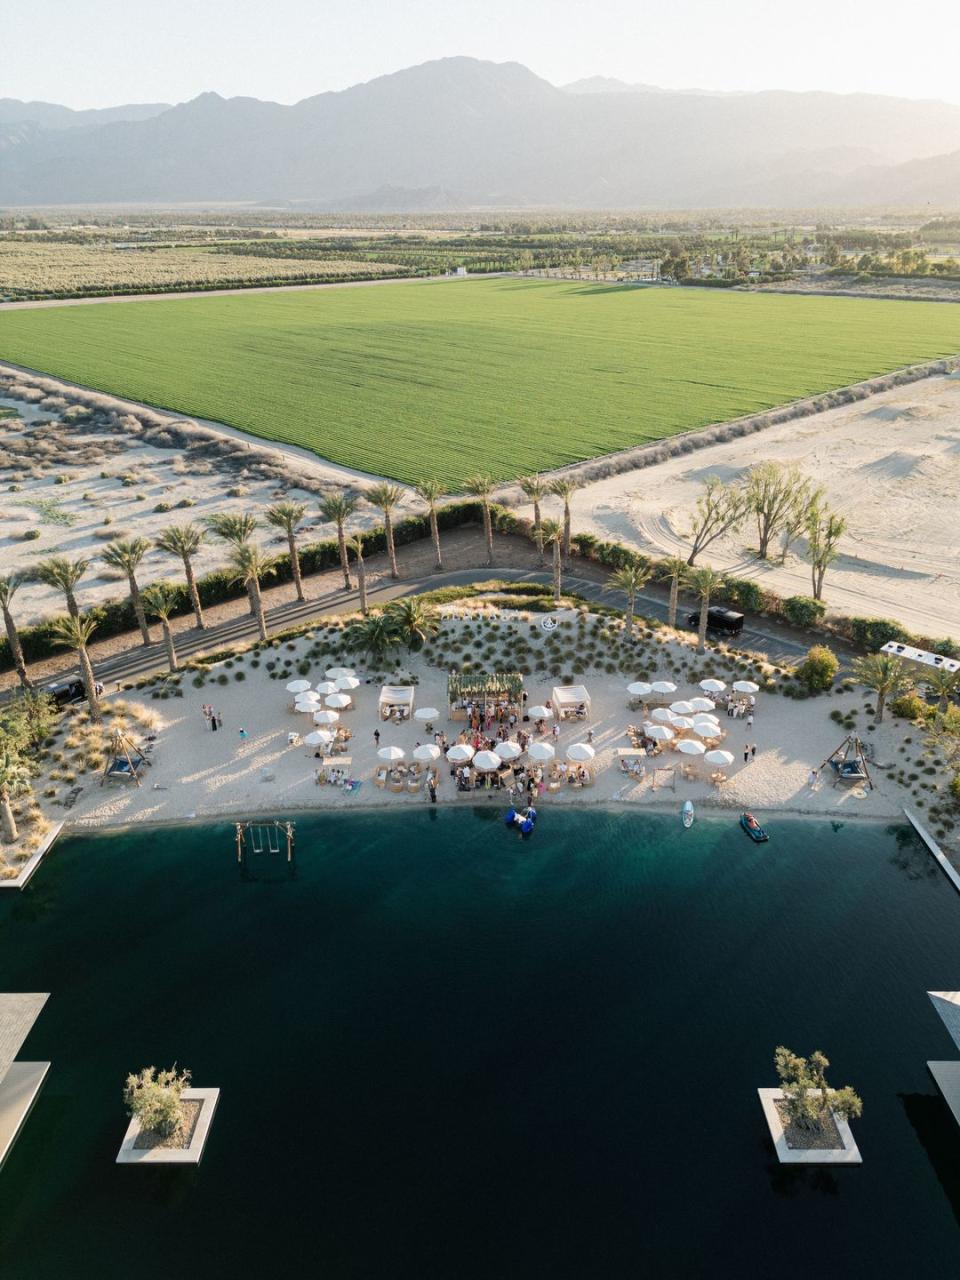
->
344;780;362;794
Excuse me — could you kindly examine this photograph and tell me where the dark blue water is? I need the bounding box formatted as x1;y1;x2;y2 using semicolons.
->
1;810;959;1279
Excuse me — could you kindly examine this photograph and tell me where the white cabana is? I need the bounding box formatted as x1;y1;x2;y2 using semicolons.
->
379;685;415;722
326;667;356;680
527;741;555;762
627;681;652;697
528;704;552;720
335;676;361;692
689;697;716;713
551;685;591;722
314;681;337;696
413;744;441;762
414;707;440;722
669;700;695;716
497;741;522;761
651;707;676;723
676;739;706;756
705;749;735;766
699;678;726;693
313;709;339;725
446;743;475;763
304;730;334;747
473;750;503;772
325;693;352;709
647;724;675;742
732;680;760;694
566;742;596;762
285;679;312;694
651;680;677;694
378;745;406;762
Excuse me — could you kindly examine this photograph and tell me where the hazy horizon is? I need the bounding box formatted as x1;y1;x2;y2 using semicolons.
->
8;0;957;111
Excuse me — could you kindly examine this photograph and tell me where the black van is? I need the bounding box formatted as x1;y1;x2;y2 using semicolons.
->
46;678;87;708
685;606;745;637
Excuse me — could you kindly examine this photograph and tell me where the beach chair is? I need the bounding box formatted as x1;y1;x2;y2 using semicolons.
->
547;779;562;794
375;769;387;789
389;778;405;794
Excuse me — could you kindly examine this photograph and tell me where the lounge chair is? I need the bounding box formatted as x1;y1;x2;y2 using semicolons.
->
375;769;387;789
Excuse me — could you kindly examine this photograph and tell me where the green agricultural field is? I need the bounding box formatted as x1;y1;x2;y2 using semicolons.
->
1;278;959;488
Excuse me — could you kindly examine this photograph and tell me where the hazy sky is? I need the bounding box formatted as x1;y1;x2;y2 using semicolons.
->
9;0;957;109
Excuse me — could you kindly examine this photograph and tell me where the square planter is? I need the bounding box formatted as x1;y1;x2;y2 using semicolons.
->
0;824;64;892
116;1087;219;1165
758;1088;862;1165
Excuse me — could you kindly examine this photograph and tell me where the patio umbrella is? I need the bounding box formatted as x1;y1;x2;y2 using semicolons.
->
414;707;440;721
413;744;441;762
325;693;352;709
527;741;555;762
692;713;720;726
303;730;334;747
651;707;676;723
528;705;552;720
285;679;312;694
671;716;694;730
566;742;596;762
326;667;355;679
647;724;674;742
378;745;405;762
669;700;695;716
677;738;706;756
294;697;322;712
689;697;716;713
691;723;720;739
313;709;339;725
651;680;677;694
705;749;735;766
733;680;760;694
473;750;503;772
335;676;361;691
446;743;475;763
627;681;652;697
699;678;726;693
314;681;337;695
497;741;522;761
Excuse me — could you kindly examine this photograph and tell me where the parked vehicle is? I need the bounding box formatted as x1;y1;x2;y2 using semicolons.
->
45;678;102;708
686;606;745;637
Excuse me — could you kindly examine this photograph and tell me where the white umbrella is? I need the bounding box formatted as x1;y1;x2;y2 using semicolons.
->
335;675;361;691
294;691;322;704
325;693;352;709
286;679;312;694
566;742;596;762
677;738;706;756
294;698;322;713
303;730;334;747
527;741;555;762
414;707;440;721
627;681;652;697
651;707;676;723
672;716;694;730
326;667;355;679
413;743;441;762
446;743;475;763
528;705;552;720
692;713;720;726
313;709;339;725
378;745;405;762
699;678;726;693
669;700;695;716
705;749;735;766
691;723;720;739
473;750;503;772
314;681;337;695
497;741;522;761
647;724;674;741
733;680;760;694
689;696;716;712
651;680;677;694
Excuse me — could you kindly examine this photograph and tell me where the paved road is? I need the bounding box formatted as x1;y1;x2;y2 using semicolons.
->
23;566;833;698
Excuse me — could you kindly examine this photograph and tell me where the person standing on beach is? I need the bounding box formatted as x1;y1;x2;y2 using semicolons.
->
211;713;218;732
374;728;380;747
751;743;757;760
746;713;754;729
743;744;749;763
239;727;248;741
428;778;437;804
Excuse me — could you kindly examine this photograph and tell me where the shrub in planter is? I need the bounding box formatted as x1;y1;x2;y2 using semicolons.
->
795;645;839;694
124;1065;191;1140
783;596;826;628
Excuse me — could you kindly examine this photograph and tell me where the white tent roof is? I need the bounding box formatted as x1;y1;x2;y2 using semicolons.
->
378;685;415;708
552;684;591;708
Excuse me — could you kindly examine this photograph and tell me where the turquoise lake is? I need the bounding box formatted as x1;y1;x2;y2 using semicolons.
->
1;809;959;1278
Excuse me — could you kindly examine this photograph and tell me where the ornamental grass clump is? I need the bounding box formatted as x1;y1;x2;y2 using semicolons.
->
124;1064;192;1141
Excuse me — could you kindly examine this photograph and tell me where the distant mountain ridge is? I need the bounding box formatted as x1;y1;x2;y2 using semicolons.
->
1;58;959;208
0;98;171;130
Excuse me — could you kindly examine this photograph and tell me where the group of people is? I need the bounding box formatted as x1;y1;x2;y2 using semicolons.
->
722;694;756;721
459;697;523;734
201;704;224;732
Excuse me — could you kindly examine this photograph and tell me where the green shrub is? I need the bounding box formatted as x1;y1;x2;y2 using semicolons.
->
950;774;960;805
890;692;931;722
783;596;826;628
21;529;41;541
795;645;839;694
848;617;909;649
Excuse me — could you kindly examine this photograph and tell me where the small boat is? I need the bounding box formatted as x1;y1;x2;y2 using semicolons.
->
505;806;537;837
681;800;695;829
740;811;769;843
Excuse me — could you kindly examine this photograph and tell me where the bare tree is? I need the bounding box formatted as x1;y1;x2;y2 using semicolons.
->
805;498;846;601
746;463;811;560
685;478;747;565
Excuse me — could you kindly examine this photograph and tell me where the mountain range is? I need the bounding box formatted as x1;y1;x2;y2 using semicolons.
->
2;57;959;209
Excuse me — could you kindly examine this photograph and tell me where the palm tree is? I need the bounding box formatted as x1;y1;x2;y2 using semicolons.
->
415;478;445;571
205;512;259;615
319;493;359;591
49;615;101;723
227;543;277;642
852;653;910;724
550;478;578;562
366;483;404;580
605;561;652;637
0;736;31;844
541;518;564;604
464;473;495;566
34;554;89;619
519;473;548;563
925;667;960;714
657;557;689;631
156;523;206;630
265;501;307;602
346;610;399;663
101;537;153;646
349;534;368;615
686;566;725;655
387;598;440;652
0;573;32;689
141;582;181;672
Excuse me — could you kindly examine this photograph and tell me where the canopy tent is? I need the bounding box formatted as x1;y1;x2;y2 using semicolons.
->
379;685;415;722
447;671;523;721
551;685;591;722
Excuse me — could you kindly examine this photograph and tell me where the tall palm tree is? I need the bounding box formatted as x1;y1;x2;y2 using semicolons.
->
0;573;32;689
265;501;307;602
34;554;89;619
541;518;564;604
550;478;578;562
101;537;153;646
349;534;368;616
464;473;495;566
345;610;399;663
205;513;259;615
227;543;277;642
415;478;445;571
519;473;548;563
925;667;960;714
141;582;181;672
605;561;653;638
852;653;910;724
319;493;359;591
156;523;206;630
387;598;440;652
657;557;689;631
686;566;725;655
50;615;102;723
366;483;404;580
